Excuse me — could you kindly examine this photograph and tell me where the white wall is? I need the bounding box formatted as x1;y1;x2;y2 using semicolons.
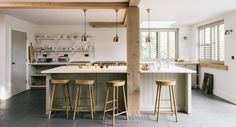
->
178;26;192;59
37;25;127;62
191;11;236;104
0;14;38;100
0;14;8;99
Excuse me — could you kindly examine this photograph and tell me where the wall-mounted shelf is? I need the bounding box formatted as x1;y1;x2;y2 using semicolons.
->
35;36;92;41
35;49;92;53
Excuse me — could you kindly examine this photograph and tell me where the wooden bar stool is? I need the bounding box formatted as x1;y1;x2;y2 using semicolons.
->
73;80;95;120
103;80;128;126
48;79;72;119
154;80;178;122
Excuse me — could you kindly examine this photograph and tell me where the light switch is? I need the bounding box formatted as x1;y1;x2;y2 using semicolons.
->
232;56;234;60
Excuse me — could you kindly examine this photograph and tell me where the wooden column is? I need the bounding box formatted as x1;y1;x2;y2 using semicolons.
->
126;7;140;115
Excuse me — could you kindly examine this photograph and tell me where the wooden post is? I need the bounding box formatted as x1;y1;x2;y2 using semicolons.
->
126;7;140;115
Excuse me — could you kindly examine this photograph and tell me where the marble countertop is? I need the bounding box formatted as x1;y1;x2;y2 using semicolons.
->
41;66;127;73
41;65;196;74
140;66;196;73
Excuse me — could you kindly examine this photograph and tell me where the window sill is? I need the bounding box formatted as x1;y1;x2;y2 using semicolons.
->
200;63;228;71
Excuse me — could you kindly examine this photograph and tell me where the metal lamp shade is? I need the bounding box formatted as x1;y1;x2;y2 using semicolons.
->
146;35;151;42
81;35;88;42
113;35;119;42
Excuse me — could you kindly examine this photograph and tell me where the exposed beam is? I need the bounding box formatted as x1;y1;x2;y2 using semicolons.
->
89;22;125;28
129;0;141;6
0;2;129;9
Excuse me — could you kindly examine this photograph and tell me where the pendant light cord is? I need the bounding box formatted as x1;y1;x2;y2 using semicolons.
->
83;9;87;36
115;9;119;36
147;9;150;37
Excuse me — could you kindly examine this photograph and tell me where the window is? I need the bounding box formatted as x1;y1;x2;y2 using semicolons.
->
140;29;178;60
199;21;224;63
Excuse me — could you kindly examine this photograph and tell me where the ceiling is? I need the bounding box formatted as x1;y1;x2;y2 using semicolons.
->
140;0;236;25
0;0;236;25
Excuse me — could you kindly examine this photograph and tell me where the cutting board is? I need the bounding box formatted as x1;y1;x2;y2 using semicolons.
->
28;43;36;63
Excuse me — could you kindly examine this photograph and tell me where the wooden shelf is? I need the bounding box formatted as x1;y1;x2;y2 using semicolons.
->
31;85;46;88
35;50;91;53
200;63;228;70
31;74;46;77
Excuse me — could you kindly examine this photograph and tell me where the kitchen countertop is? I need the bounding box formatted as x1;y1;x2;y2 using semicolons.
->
41;65;196;74
41;66;127;73
29;63;87;66
140;66;196;73
174;61;200;65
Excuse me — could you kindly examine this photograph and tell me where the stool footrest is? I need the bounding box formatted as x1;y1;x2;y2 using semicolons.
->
159;111;175;114
75;109;92;112
114;111;127;116
160;99;171;101
104;107;118;112
51;108;68;111
105;100;117;104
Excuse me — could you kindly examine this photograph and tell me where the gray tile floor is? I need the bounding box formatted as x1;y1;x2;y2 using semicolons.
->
0;89;236;127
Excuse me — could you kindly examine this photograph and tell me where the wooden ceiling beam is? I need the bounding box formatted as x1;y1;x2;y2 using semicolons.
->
0;2;129;9
129;0;141;6
89;22;125;28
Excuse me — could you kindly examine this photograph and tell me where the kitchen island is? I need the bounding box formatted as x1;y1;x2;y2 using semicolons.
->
42;65;127;114
140;66;196;114
42;65;195;114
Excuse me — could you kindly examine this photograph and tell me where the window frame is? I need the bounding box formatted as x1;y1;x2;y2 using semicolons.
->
140;28;179;61
198;20;224;64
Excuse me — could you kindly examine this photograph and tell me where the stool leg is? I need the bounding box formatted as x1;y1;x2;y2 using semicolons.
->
116;86;119;114
48;84;56;119
112;86;115;126
73;87;79;120
122;85;128;120
103;87;109;120
171;86;178;122
169;86;174;115
91;85;96;115
89;85;94;120
67;85;72;111
64;85;69;118
78;86;81;113
157;85;162;122
154;85;159;115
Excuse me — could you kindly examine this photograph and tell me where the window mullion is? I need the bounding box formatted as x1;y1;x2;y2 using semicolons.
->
217;25;220;61
156;32;158;59
167;31;170;59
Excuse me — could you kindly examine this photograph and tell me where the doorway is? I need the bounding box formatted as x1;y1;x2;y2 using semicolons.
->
11;30;27;96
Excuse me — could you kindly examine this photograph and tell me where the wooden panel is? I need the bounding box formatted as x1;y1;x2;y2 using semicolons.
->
140;73;188;112
200;63;228;70
126;7;140;115
45;73;127;114
0;2;129;9
89;22;125;28
129;0;141;6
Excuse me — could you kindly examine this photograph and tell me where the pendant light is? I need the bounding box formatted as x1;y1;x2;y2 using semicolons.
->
82;9;88;42
146;8;151;43
113;9;119;42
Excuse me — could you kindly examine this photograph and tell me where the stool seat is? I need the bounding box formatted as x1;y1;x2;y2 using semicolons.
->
107;80;125;87
75;80;94;85
155;80;175;86
50;79;70;84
